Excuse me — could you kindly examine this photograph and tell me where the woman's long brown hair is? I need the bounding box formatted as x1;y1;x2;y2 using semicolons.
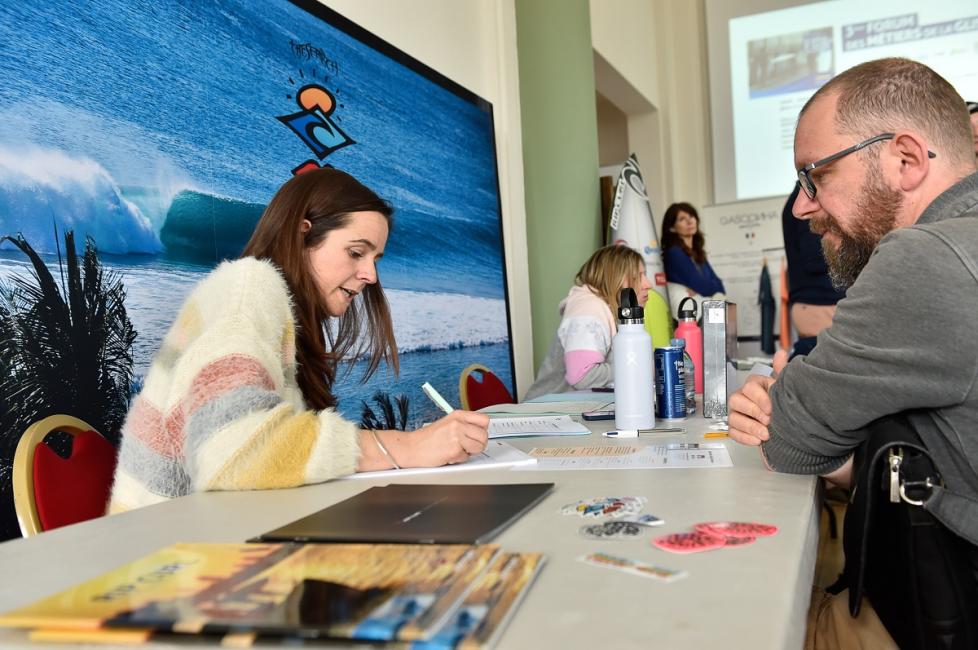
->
241;168;398;410
661;202;707;264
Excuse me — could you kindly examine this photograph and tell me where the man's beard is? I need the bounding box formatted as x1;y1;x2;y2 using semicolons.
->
811;163;902;290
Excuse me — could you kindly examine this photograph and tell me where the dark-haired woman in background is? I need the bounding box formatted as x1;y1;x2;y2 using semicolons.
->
110;168;488;514
661;202;725;300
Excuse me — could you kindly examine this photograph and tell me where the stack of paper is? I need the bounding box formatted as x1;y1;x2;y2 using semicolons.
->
481;398;612;417
488;415;590;439
517;442;734;471
0;543;545;648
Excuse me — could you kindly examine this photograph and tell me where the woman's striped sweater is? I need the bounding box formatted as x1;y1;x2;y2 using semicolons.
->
108;257;361;514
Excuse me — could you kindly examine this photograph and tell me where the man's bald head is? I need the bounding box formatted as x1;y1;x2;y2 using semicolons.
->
800;58;974;171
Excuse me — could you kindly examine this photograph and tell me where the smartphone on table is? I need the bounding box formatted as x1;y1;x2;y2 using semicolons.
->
582;409;615;421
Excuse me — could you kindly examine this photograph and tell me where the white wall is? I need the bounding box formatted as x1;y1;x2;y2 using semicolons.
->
589;1;661;107
590;1;668;212
590;0;713;212
653;0;713;209
320;0;534;396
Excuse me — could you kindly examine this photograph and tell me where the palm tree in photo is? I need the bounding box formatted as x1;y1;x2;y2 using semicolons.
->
0;295;24;541
0;231;137;540
360;391;410;431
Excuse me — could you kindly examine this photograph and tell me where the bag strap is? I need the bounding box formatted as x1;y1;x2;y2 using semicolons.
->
846;435;901;616
883;438;978;547
921;485;978;548
845;415;978;617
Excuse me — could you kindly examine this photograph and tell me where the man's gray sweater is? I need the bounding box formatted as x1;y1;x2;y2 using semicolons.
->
763;172;978;501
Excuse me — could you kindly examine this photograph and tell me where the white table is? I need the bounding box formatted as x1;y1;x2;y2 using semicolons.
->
0;411;819;649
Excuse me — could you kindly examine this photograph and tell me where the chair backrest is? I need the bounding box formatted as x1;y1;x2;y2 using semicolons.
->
458;364;513;411
12;415;117;537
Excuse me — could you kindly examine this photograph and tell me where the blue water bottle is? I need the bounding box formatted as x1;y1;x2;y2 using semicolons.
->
613;288;654;433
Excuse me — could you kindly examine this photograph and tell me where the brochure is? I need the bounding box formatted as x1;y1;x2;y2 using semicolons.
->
0;542;544;648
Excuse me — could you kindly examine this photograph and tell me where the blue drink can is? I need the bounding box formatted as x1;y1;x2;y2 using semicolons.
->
655;346;687;419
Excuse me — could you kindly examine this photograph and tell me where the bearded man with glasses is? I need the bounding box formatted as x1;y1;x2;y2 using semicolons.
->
728;58;978;649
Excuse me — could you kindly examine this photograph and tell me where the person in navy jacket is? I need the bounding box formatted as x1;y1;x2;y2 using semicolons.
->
661;202;725;298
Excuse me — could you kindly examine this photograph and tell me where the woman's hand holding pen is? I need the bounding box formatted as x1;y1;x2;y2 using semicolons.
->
358;411;489;471
400;410;490;467
360;382;489;470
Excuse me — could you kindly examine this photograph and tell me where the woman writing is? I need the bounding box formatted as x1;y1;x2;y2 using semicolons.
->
524;245;651;400
110;168;488;513
661;202;725;299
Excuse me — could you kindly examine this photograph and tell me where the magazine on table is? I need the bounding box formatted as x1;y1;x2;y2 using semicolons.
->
0;542;544;648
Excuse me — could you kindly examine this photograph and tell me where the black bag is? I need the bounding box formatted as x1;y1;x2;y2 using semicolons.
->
843;413;978;649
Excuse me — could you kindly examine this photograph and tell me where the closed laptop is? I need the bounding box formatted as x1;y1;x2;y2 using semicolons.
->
254;482;554;545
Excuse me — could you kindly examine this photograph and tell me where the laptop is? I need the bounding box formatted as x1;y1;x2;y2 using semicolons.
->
253;483;554;545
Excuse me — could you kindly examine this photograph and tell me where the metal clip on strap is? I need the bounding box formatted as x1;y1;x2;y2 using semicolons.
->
888;448;903;503
899;478;937;507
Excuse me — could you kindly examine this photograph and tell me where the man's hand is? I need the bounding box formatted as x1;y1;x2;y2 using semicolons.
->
728;350;788;446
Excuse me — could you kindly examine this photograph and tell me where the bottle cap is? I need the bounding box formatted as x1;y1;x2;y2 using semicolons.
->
671;338;686;347
677;296;697;321
618;288;644;322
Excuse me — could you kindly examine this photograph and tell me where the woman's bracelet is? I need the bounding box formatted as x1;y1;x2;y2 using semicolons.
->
369;429;401;470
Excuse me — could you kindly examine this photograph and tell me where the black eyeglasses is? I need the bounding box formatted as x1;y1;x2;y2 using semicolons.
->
796;133;936;200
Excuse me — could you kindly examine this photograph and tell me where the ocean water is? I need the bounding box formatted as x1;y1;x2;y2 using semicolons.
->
0;0;516;425
336;343;514;428
0;251;513;426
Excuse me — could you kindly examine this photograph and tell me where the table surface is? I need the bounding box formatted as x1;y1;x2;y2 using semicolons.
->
0;405;819;650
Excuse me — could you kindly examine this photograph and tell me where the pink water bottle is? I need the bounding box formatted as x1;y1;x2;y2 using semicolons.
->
674;297;703;393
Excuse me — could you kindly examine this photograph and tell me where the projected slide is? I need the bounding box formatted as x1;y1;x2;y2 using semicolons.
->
730;1;978;200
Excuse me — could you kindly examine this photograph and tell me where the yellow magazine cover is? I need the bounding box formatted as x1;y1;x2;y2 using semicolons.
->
0;543;503;644
0;544;290;630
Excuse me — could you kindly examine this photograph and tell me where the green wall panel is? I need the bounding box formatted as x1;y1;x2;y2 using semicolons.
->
515;0;602;370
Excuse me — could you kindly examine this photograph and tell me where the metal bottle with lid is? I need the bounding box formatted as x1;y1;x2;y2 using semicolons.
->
613;287;654;432
674;297;703;394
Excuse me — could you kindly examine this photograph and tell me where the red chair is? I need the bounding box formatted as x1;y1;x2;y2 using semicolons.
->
12;415;117;536
458;364;514;411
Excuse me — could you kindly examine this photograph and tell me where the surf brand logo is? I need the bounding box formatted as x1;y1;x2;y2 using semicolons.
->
621;155;648;200
608;153;648;230
277;83;355;175
289;40;339;76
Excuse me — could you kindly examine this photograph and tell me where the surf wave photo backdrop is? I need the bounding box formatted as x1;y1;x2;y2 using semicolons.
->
0;0;515;441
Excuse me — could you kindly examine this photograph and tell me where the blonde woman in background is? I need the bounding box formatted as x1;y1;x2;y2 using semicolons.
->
525;245;651;399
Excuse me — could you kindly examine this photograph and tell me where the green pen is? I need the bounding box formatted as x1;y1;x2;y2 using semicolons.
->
421;381;455;414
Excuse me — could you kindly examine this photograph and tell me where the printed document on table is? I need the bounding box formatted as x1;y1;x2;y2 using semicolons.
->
343;440;536;479
488;415;590;439
514;442;733;471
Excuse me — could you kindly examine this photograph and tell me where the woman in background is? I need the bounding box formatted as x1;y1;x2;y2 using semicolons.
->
661;202;725;299
110;168;488;514
524;245;651;400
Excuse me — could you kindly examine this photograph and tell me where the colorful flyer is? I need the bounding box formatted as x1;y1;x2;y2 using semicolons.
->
577;552;687;583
